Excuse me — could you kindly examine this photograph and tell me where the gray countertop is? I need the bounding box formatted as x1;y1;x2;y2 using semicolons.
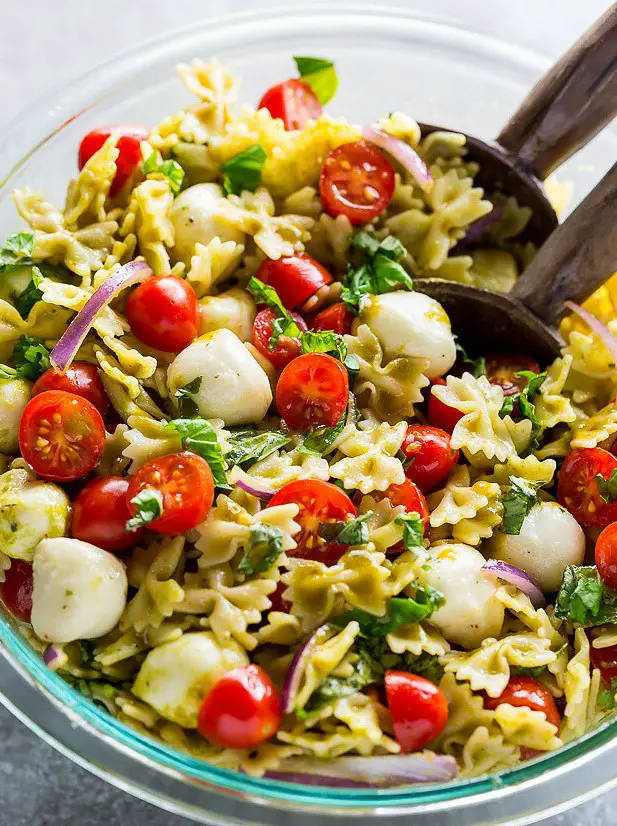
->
0;1;615;823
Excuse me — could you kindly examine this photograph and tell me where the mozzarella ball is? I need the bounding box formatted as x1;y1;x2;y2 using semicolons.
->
0;470;70;562
361;291;457;379
199;287;256;342
0;378;32;453
167;329;272;426
417;541;504;649
31;538;128;643
132;632;248;727
171;183;245;266
486;501;586;592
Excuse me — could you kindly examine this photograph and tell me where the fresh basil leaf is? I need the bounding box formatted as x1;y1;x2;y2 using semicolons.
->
246;276;301;349
356;636;444;685
11;335;50;381
342;231;413;313
173;376;202;418
225;428;291;467
13;265;44;319
598;677;617;711
237;523;284;576
126;488;163;531
300;330;347;361
595;469;617;504
394;512;426;553
142;151;185;194
333;588;445;637
499;370;546;427
555;566;617;626
318;511;372;546
221;144;267;196
298;393;354;457
0;232;35;269
502;476;540;535
304;648;381;713
511;664;547;679
293;56;338;105
165;418;229;489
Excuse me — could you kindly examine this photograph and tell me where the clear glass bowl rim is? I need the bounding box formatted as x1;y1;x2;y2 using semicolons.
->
0;3;616;819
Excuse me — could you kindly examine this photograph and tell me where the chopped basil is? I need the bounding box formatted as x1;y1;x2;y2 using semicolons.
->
511;664;547;679
318;511;372;546
11;335;50;381
499;370;547;443
598;677;617;711
173;376;202;418
304;649;381;713
394;512;426;554
293;56;338;105
165;418;229;489
342;231;413;313
333;588;445;637
0;232;35;270
357;635;444;685
300;330;359;377
237;523;284;576
501;476;540;535
221;144;267;196
555;565;617;627
298;393;355;457
595;469;617;504
13;265;44;319
246;276;301;350
225;428;291;467
126;488;163;532
142;151;185;194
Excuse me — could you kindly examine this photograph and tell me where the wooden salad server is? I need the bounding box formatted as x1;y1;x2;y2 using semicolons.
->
416;160;617;362
421;4;617;245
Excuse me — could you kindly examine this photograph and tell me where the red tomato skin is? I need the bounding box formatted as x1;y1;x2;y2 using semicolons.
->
310;302;354;335
483;677;561;729
427;378;463;434
197;664;281;748
0;559;33;622
276;352;349;431
257;253;333;309
252;307;308;370
269;479;356;564
258;79;322;130
401;424;459;493
485;353;541;397
319;140;395;225
558;448;617;527
589;637;617;681
72;476;143;552
385;670;448;752
78;126;149;196
126;275;199;353
269;581;291;613
127;452;214;536
32;362;109;417
19;390;106;482
381;479;429;531
596;522;617;590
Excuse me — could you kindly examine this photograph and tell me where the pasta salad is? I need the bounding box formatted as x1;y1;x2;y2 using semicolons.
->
0;55;616;787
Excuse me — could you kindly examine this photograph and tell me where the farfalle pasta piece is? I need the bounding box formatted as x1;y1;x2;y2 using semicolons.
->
277;726;398;759
561;627;592;742
177;58;239;135
534;355;577;429
328;420;406;493
254;612;303;646
387;623;450;657
428;465;502;545
120;179;174;273
305;212;354;272
122;416;181;473
38;273;125;339
489;454;556;487
64;135;119;227
242;448;330;491
345;325;430;421
571;400;617;449
282;186;324;220
357;494;406;555
492;704;562;751
185;237;245;297
121;537;185;633
496;586;567;651
458;726;520;778
332;692;387;745
294;622;360;709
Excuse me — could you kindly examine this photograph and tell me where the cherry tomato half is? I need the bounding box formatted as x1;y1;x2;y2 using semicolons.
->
72;476;143;553
558;448;617;527
311;302;354;335
485;353;542;397
596;522;617;590
427;378;463;434
269;479;356;565
378;478;429;531
127;451;214;535
385;670;449;752
276;353;349;431
0;559;33;622
258;79;322;131
319;140;395;225
198;664;281;748
32;362;109;417
589;637;617;681
401;424;460;493
78;126;149;196
483;676;561;729
19;390;105;482
257;253;333;310
252;307;308;370
126;275;199;353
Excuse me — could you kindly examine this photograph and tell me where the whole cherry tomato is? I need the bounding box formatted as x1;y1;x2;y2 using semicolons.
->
319;140;395;225
72;476;143;553
485;353;541;397
197;664;282;748
311;302;354;335
78;126;149;196
385;670;449;752
596;522;617;590
19;390;105;482
427;378;464;434
0;559;33;622
558;448;617;527
400;424;459;493
258;79;322;130
32;362;109;417
126;275;199;353
276;352;349;431
126;452;214;535
257;253;332;310
269;479;356;565
252;307;308;370
483;676;561;729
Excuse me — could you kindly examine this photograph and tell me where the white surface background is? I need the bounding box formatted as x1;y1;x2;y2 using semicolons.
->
0;1;615;824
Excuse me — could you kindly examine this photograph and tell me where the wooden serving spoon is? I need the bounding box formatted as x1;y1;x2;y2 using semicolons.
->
421;4;617;246
416;161;617;363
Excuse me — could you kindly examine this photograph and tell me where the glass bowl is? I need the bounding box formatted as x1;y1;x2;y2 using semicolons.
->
1;6;617;825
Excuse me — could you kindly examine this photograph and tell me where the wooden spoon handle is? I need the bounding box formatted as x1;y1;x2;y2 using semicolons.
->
511;161;617;324
497;5;617;180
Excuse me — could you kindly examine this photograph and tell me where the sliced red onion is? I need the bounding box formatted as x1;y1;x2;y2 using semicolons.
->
454;201;503;251
565;301;617;366
482;559;545;608
266;753;459;787
43;644;68;671
50;260;152;373
233;471;275;502
363;126;433;193
281;626;327;714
